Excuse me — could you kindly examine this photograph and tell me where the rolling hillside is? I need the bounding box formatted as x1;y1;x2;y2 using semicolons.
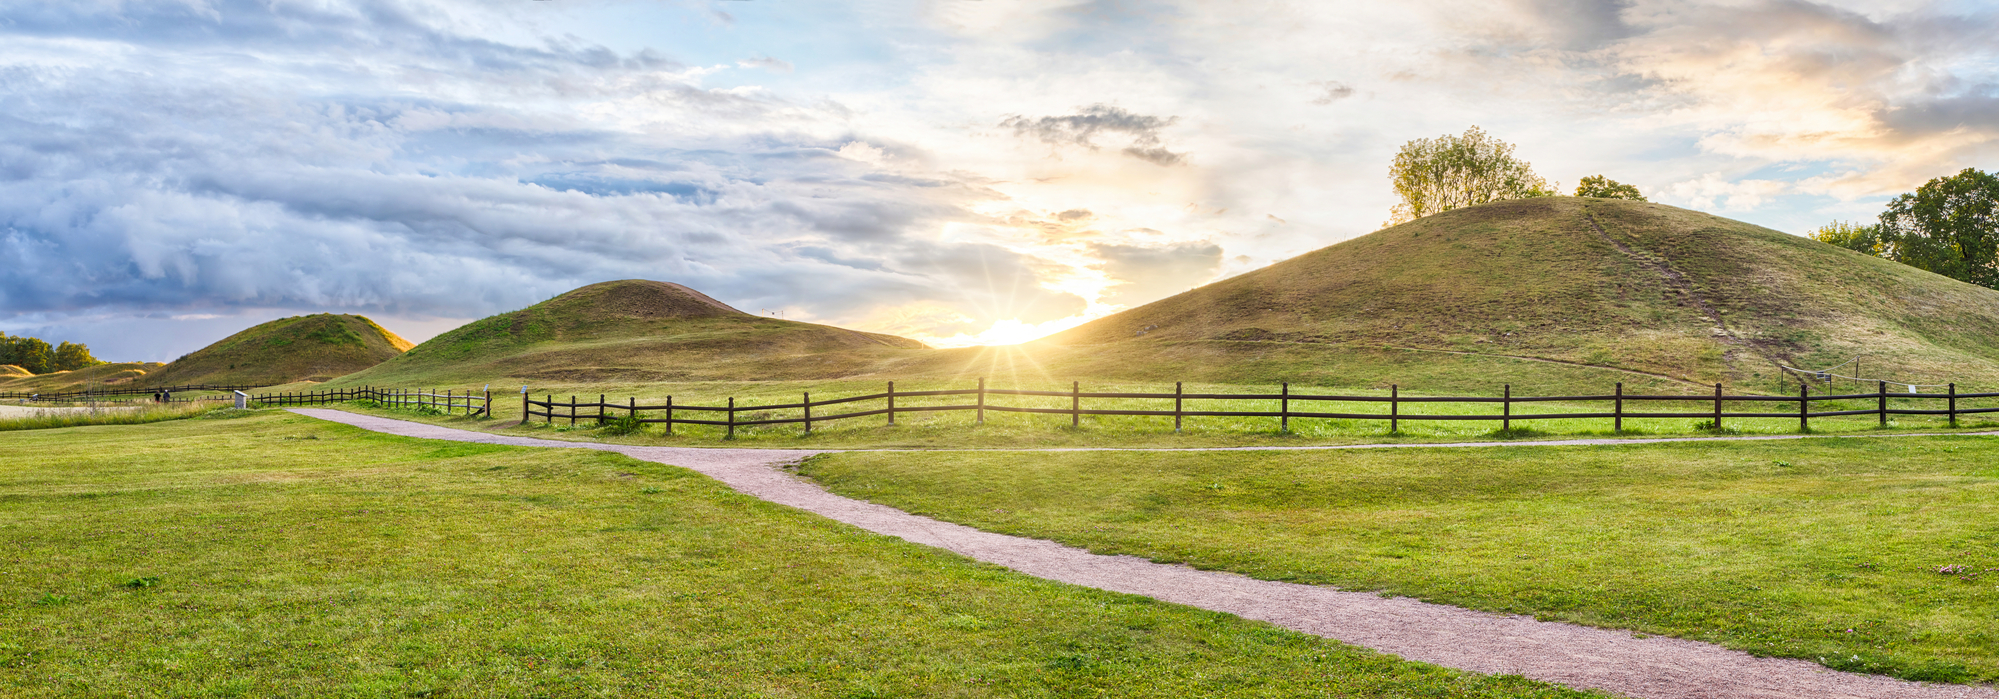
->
1032;197;1999;392
141;314;413;387
0;361;161;393
339;280;929;385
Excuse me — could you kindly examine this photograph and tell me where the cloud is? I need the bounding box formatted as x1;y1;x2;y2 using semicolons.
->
1310;81;1355;104
738;55;794;73
1597;1;1999;192
1001;104;1186;166
6;0;1998;361
1088;241;1224;307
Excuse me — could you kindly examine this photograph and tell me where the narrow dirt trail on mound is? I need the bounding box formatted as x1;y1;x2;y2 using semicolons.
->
290;409;1996;699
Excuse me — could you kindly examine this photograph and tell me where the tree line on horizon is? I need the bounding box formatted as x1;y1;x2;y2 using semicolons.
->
0;332;104;375
1387;126;1997;292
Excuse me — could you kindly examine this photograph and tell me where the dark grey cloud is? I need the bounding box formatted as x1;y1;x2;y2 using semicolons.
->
1088;241;1223;307
1523;0;1636;50
1001;104;1185;166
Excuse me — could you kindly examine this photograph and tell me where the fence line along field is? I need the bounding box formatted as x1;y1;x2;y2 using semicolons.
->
249;378;1999;441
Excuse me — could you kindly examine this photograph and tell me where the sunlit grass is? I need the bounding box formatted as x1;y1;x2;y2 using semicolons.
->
0;414;1601;698
802;437;1999;683
0;401;230;432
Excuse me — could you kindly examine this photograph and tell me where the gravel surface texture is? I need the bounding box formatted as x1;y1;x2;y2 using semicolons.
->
291;409;1999;699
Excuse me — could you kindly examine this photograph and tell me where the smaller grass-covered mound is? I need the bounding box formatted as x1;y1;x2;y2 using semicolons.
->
345;279;928;385
0;365;32;380
142;315;412;387
0;362;163;393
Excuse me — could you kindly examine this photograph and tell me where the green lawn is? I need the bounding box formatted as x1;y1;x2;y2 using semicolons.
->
802;437;1999;684
0;413;1598;697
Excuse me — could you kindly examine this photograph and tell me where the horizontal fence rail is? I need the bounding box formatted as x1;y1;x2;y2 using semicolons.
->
2;384;272;401
518;379;1997;437
250;387;490;417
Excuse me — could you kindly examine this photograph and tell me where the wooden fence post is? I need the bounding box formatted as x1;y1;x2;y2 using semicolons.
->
1174;381;1183;432
569;395;577;426
1949;383;1957;428
665;396;674;436
727;397;736;439
629;396;635;424
977;378;985;425
1503;384;1511;432
486;389;492;418
1280;382;1290;433
1878;380;1887;427
598;394;606;424
521;389;529;426
1614;382;1623;433
1071;381;1080;428
1390;384;1399;433
546;395;553;424
804;392;812;434
1713;383;1722;430
887;381;896;426
1799;383;1809;432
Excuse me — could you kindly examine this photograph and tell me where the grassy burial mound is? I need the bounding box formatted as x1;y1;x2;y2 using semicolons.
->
1036;196;1999;393
0;362;163;393
342;280;928;385
141;315;412;387
0;365;32;380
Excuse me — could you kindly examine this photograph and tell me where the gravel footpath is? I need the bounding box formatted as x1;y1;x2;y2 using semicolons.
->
291;409;1998;699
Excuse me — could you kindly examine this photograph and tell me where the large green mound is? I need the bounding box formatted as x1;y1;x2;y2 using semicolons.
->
142;314;412;387
1036;197;1999;391
342;280;928;384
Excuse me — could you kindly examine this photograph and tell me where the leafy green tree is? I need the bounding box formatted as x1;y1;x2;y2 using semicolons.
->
3;336;54;374
1575;175;1646;201
1809;220;1887;257
1387;126;1554;226
52;341;103;372
1878;168;1999;290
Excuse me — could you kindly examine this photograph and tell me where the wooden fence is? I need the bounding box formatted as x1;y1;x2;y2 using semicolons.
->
521;379;1997;437
254;387;489;416
2;384;270;401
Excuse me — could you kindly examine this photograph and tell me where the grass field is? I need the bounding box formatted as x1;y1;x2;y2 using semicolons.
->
0;413;1600;697
0;402;226;432
801;437;1999;684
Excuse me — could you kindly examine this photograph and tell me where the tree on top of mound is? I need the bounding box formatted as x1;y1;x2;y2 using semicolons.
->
1809;168;1998;291
1385;126;1555;226
1575;175;1647;201
0;333;103;374
1880;168;1999;290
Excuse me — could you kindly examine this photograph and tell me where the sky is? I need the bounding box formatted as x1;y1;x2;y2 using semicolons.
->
2;0;1996;362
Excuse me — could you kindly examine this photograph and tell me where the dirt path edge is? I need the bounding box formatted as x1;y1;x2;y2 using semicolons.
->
289;408;1997;699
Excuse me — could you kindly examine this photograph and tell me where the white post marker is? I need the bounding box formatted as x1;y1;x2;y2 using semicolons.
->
234;390;249;409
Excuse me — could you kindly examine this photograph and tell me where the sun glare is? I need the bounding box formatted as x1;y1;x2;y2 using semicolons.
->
914;315;1095;348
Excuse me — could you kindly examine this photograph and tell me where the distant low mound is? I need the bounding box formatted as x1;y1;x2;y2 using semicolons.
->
0;365;30;380
141;314;412;387
1034;197;1999;392
340;280;928;385
0;362;163;393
